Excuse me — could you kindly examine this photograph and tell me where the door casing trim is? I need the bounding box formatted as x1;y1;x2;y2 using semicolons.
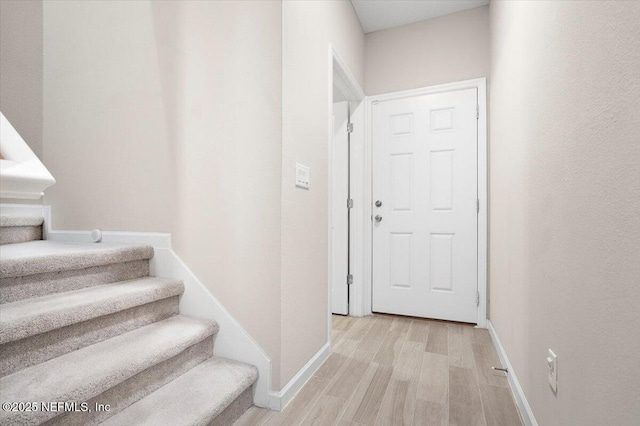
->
362;78;488;327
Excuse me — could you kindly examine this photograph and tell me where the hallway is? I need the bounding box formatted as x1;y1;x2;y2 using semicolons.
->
235;314;522;425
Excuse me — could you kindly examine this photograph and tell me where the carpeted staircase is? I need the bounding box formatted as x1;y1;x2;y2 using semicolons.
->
0;216;258;425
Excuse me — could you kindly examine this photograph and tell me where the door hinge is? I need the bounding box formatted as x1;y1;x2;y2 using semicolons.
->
476;291;480;306
347;274;354;285
347;123;354;133
347;198;354;209
476;198;480;214
476;105;479;119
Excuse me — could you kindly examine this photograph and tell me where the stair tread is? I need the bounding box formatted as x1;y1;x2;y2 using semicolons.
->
0;240;154;279
0;215;44;227
102;356;258;426
0;277;184;344
0;315;218;425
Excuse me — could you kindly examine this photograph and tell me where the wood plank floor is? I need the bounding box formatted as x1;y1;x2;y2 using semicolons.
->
234;314;522;426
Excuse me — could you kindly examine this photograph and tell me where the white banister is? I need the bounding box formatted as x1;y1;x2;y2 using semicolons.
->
0;112;55;199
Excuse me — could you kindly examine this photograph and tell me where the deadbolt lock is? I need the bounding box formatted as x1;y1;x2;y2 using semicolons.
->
375;200;382;207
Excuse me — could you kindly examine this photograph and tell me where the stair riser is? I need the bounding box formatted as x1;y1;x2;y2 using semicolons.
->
0;225;42;245
47;336;215;426
209;387;254;426
0;260;149;304
0;297;180;377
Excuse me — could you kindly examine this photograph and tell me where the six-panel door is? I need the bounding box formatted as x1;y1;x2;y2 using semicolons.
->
372;88;478;323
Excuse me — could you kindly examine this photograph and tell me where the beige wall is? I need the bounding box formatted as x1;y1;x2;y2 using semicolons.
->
281;0;364;387
364;6;489;95
42;0;175;232
490;1;640;425
0;0;43;158
41;0;284;388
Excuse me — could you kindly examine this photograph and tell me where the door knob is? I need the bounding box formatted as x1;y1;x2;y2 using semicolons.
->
375;200;382;207
374;215;383;222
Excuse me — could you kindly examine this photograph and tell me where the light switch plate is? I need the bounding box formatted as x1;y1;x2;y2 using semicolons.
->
295;163;310;189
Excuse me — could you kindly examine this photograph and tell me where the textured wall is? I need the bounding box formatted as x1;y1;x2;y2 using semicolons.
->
365;6;489;95
281;0;364;388
490;1;640;424
0;0;43;158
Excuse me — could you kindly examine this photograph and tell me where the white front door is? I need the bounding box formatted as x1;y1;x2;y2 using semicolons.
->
332;101;350;315
372;88;478;323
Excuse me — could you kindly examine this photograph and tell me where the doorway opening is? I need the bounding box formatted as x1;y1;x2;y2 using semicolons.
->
328;46;365;321
331;98;350;315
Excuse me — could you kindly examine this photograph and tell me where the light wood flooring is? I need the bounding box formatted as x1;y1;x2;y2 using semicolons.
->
234;314;522;426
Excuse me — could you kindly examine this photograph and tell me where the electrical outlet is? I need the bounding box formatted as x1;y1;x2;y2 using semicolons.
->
547;349;558;393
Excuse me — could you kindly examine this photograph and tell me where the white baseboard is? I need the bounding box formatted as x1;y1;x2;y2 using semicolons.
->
151;248;273;408
0;203;49;218
48;228;172;248
487;320;538;426
268;342;331;411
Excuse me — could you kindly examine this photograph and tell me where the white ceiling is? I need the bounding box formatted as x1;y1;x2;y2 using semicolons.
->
351;0;490;33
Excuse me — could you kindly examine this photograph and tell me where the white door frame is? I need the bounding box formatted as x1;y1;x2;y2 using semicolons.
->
362;78;488;327
327;44;365;340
